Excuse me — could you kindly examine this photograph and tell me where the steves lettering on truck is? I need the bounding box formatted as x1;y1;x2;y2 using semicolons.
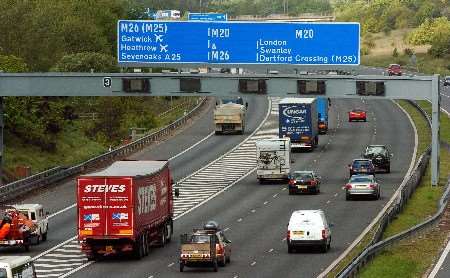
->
83;184;127;193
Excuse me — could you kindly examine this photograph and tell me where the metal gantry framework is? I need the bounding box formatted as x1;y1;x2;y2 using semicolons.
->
0;73;441;185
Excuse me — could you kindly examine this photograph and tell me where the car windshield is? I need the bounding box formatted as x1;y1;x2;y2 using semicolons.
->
0;268;6;278
190;234;211;243
350;176;372;183
390;64;400;69
352;109;364;113
294;173;313;180
366;146;386;155
353;160;371;167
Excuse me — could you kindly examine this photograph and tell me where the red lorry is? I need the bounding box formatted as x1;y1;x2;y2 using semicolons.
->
77;160;174;260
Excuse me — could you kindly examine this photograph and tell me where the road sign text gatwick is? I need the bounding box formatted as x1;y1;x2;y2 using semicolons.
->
117;21;360;66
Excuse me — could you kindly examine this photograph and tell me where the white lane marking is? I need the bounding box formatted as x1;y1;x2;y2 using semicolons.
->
168;131;215;161
282;237;287;241
318;100;419;278
237;218;243;222
168;262;175;267
148;276;154;278
59;262;95;278
334;193;338;197
250;261;256;266
32;236;77;261
47;204;76;219
326;200;331;204
224;227;230;232
34;263;83;267
264;201;269;205
36;268;73;273
282;188;287;191
273;193;278;198
268;248;274;253
251;209;256;213
428;239;450;277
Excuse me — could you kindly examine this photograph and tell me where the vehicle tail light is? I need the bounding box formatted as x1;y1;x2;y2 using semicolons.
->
369;184;376;189
301;136;310;140
287;230;290;241
322;229;327;239
345;184;352;189
216;243;224;255
311;180;317;186
289;179;296;186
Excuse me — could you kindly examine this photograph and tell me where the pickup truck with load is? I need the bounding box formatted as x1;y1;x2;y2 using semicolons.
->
316;97;330;134
256;138;291;183
0;207;39;251
77;160;174;260
214;98;248;135
279;98;318;151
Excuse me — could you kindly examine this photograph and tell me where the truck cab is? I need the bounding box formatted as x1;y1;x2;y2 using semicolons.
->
316;98;330;134
12;204;48;243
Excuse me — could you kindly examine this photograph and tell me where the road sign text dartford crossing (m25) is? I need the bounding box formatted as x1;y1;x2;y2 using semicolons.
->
117;20;360;66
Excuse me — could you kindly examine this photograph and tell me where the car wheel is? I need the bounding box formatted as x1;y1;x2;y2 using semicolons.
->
386;166;391;173
288;189;295;195
346;193;351;201
287;244;293;253
219;255;226;267
213;260;218;272
180;262;184;272
320;244;328;253
226;254;231;264
315;187;320;194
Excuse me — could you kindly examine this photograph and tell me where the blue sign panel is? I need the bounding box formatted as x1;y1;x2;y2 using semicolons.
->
117;21;360;66
188;13;228;21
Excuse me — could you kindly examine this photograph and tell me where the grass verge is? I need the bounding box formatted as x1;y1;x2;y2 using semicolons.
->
358;102;450;277
3;97;200;175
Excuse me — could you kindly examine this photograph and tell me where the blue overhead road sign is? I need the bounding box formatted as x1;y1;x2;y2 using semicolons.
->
188;13;228;21
117;21;360;66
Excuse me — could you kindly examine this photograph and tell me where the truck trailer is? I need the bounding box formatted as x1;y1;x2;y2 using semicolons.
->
77;160;174;260
214;98;247;135
316;97;330;134
256;138;291;183
279;98;318;151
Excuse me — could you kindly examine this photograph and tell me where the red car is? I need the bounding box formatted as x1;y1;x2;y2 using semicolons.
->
349;109;367;122
387;64;402;76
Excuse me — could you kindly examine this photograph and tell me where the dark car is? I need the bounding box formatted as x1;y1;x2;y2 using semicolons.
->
387;64;402;76
288;171;321;195
363;145;392;173
444;76;450;86
348;159;375;177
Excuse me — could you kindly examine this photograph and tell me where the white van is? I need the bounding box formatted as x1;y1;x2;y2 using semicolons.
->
256;138;291;183
287;210;332;253
13;204;49;243
0;256;36;278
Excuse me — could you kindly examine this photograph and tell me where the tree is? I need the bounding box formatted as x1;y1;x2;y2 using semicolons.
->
51;52;118;73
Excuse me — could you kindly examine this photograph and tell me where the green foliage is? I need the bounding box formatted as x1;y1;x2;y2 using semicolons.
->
0;54;28;72
408;17;450;57
51;52;118;73
4;97;70;152
403;48;414;56
0;0;132;71
392;47;399;57
335;0;448;35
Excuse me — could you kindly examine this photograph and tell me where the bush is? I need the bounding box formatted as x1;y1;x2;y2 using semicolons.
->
361;46;370;56
393;48;399;57
404;48;415;57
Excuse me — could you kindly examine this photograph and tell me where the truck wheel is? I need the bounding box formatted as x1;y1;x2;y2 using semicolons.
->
134;238;144;259
24;244;30;252
219;255;226;267
179;262;184;272
215;131;222;135
158;226;167;247
346;193;351;201
165;222;172;243
287;244;293;253
226;254;231;264
213;260;218;272
143;234;149;256
42;224;48;241
321;243;328;253
386;166;391;173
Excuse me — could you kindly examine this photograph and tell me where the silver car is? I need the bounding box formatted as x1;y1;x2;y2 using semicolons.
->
344;175;380;200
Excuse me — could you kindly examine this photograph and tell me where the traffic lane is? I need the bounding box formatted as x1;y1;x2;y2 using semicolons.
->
68;104;335;278
131;95;269;180
14;96;267;214
1;208;77;258
250;99;414;278
67;98;374;278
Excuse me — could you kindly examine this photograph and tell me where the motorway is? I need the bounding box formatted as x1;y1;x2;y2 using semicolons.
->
68;97;414;278
5;96;268;276
2;68;422;278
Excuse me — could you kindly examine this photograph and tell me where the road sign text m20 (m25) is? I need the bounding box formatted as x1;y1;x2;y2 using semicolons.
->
117;21;360;66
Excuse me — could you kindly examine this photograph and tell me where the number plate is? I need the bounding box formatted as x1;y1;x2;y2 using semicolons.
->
298;185;307;189
293;231;304;235
0;240;8;244
106;245;113;253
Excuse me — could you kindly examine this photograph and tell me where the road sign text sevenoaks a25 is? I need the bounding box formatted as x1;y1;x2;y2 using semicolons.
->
117;20;360;66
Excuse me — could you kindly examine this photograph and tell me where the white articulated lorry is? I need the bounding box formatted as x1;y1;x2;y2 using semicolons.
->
256;138;291;183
